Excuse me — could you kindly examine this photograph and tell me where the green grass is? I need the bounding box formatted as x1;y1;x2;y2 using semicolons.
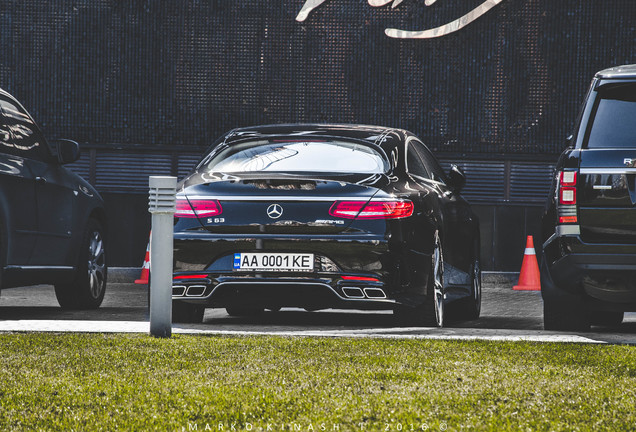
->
0;334;635;431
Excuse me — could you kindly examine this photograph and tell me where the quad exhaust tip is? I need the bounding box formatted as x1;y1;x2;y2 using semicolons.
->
342;287;365;298
363;288;387;299
342;286;387;299
172;285;207;297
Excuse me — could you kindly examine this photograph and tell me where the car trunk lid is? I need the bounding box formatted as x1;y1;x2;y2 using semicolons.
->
178;174;386;234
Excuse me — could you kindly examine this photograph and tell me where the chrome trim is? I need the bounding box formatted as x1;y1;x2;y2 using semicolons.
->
364;288;387;299
342;287;365;299
580;168;636;175
556;225;580;236
193;281;396;303
182;195;398;202
185;285;207;297
592;185;613;190
172;286;186;296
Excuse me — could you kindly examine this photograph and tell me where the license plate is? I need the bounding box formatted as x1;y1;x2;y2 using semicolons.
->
233;253;314;272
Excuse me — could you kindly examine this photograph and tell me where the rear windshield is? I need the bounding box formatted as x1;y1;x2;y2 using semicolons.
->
587;84;636;148
203;140;389;174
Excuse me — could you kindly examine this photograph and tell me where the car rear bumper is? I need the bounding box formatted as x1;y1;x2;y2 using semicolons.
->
544;234;636;304
171;276;403;310
172;231;434;310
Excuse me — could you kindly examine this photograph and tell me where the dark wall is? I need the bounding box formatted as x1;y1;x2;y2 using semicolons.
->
0;1;634;157
472;204;544;272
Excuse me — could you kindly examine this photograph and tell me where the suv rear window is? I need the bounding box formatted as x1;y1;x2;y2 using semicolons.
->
586;84;636;148
204;140;389;174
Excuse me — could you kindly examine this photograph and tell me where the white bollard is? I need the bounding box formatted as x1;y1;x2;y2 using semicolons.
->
148;176;177;338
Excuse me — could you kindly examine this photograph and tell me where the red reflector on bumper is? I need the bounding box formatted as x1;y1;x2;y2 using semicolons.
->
173;274;209;280
559;216;578;224
342;275;380;282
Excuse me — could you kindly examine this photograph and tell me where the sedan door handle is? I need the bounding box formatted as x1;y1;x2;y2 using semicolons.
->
35;176;47;184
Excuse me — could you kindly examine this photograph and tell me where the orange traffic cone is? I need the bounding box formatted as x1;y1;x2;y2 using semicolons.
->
134;232;151;285
513;235;541;291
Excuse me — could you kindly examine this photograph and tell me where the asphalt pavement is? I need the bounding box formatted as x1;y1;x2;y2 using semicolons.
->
1;270;636;344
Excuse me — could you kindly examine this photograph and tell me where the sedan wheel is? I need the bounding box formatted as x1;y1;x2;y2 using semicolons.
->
55;219;107;309
394;230;445;327
431;231;445;327
451;258;481;320
87;230;106;299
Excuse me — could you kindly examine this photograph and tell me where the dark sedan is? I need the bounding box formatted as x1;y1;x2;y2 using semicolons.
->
171;124;480;327
0;88;107;309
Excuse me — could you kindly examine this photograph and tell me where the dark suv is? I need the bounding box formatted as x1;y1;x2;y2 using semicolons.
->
0;88;107;309
541;64;636;331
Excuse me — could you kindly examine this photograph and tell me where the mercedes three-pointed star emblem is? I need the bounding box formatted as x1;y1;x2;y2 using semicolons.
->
266;203;283;219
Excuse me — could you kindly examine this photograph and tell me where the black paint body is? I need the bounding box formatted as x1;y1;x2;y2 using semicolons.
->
173;124;480;312
542;65;636;313
0;89;106;289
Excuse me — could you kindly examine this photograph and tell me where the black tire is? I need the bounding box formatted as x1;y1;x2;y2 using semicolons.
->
590;311;623;327
540;252;590;332
226;307;264;317
451;259;482;320
55;218;107;309
543;298;590;331
395;230;445;327
172;301;205;323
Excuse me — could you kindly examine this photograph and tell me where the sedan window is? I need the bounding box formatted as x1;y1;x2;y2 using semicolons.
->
204;140;389;174
407;145;429;178
0;96;48;161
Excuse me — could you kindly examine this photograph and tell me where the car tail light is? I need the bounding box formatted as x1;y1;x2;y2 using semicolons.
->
557;170;578;224
175;198;222;218
559;187;576;205
329;200;414;219
560;171;577;186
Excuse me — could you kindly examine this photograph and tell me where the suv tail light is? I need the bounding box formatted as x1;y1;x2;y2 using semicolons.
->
329;200;414;220
175;198;222;218
557;171;578;224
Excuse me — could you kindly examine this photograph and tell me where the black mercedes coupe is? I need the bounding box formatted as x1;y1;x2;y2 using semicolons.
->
171;124;480;327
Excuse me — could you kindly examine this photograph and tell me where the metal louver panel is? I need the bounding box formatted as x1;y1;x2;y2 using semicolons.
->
95;152;172;190
440;160;506;202
510;163;555;202
67;148;556;203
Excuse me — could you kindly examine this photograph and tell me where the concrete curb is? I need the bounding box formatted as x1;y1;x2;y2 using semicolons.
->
0;319;607;344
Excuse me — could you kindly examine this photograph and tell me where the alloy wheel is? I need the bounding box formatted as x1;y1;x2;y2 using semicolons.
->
432;231;444;327
473;259;482;315
87;230;106;299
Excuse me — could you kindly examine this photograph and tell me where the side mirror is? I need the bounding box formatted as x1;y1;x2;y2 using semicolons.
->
447;164;466;192
55;139;80;164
